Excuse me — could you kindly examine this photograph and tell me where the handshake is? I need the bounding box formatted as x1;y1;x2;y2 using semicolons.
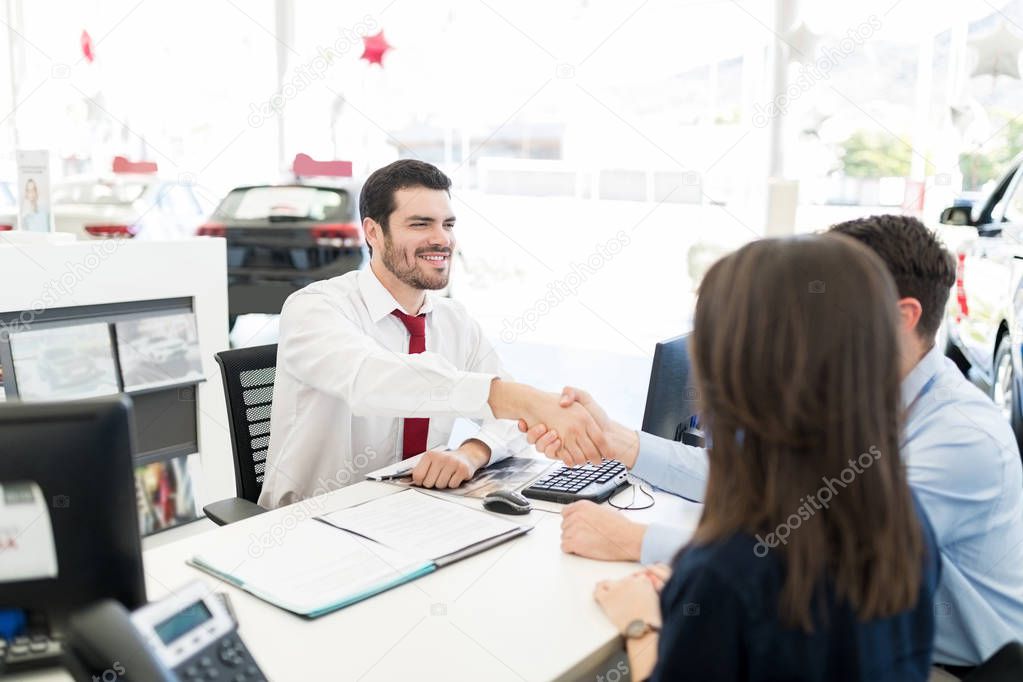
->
489;380;648;563
489;380;638;468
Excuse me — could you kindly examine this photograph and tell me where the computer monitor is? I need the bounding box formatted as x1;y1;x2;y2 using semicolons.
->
0;396;146;628
641;334;705;446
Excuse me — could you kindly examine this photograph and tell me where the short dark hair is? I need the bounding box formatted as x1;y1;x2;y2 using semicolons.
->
359;160;451;253
829;215;955;340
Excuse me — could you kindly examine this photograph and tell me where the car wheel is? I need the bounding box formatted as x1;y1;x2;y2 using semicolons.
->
993;335;1023;449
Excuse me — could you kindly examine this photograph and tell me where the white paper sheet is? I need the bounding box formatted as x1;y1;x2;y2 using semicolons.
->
318;489;524;560
191;519;429;615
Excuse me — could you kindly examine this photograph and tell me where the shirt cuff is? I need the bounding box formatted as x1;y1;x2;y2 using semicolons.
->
468;429;506;464
450;372;498;419
466;420;529;466
641;522;686;565
631;430;672;484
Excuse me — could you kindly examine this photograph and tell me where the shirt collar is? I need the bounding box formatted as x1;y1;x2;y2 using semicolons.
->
900;343;945;410
357;267;435;323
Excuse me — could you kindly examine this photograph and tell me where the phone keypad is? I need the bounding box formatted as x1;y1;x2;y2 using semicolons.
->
0;633;63;673
178;633;265;682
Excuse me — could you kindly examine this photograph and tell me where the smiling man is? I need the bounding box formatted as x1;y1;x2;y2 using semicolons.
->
258;159;607;508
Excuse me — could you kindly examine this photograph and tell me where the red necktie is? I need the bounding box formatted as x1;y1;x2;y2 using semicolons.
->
391;309;429;459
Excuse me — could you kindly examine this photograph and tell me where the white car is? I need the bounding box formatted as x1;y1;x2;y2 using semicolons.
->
52;174;210;240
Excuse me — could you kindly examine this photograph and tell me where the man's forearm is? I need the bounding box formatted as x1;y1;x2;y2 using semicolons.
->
609;421;640;468
487;379;535;420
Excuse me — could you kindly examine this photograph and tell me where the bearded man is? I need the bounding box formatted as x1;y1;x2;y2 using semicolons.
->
259;160;606;507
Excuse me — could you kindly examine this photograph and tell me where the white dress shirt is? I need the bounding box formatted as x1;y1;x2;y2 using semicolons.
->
258;268;525;508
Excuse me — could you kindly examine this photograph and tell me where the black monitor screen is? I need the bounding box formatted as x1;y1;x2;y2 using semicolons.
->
0;397;146;627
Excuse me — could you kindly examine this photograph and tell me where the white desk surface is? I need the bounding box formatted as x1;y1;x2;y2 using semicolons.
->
17;479;702;682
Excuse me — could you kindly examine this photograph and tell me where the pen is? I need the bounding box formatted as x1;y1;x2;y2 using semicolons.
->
376;467;415;481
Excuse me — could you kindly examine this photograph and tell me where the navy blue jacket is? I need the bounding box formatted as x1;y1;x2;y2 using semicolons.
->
651;506;940;681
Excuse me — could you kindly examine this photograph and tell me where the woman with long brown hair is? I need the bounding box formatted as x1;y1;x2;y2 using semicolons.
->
594;235;940;681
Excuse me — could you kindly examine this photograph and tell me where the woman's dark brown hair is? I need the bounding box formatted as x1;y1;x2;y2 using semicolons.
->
690;234;923;631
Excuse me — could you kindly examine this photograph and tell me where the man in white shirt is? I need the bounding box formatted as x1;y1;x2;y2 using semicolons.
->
259;160;607;508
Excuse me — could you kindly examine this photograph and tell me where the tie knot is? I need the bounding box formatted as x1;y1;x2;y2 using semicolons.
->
391;309;426;337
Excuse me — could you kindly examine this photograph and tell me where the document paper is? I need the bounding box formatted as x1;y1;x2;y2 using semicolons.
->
318;489;524;560
190;519;431;616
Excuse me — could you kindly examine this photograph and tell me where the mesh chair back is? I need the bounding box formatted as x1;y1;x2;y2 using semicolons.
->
214;344;278;503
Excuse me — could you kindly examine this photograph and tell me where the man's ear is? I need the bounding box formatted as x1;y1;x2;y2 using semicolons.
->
363;217;381;252
897;297;923;334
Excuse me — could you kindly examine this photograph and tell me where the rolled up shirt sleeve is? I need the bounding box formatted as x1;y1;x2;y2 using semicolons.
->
630;431;709;502
280;292;498;420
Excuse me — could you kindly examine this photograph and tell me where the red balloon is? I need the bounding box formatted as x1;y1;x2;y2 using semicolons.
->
81;29;94;63
360;30;392;67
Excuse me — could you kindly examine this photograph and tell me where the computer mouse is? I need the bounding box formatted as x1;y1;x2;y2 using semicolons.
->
482;489;532;515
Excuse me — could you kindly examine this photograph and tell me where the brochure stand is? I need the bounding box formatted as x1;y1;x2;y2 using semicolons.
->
0;238;231;536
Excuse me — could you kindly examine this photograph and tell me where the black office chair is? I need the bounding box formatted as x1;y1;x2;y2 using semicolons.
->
202;344;277;526
962;642;1023;681
641;333;705;446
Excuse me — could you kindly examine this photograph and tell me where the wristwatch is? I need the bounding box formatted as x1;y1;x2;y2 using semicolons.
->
623;618;661;639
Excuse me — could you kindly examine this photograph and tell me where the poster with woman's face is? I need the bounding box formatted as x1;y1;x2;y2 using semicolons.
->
15;149;52;233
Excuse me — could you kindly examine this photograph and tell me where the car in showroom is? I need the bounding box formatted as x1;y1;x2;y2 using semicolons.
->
198;155;367;324
51;156;209;240
938;152;1023;450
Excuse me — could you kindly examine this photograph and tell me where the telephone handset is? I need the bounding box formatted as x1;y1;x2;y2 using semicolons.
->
65;581;266;682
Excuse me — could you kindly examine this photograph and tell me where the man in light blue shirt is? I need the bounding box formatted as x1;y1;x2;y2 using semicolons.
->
526;216;1023;667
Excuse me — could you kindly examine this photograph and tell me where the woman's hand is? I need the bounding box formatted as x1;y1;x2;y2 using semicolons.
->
594;573;662;634
640;563;672;593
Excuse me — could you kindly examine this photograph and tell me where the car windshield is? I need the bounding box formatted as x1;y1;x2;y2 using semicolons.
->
216;186;349;222
52;180;148;205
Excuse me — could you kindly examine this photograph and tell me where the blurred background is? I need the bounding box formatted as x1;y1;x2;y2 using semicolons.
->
3;0;1022;426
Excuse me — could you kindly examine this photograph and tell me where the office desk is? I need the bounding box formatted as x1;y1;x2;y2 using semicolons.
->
19;480;702;682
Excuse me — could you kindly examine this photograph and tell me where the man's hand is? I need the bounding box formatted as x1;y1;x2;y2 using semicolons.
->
489;381;610;466
561;500;646;561
519;387;639;468
411;440;489;489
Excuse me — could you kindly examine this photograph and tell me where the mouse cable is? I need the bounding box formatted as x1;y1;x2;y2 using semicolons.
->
608;477;655;511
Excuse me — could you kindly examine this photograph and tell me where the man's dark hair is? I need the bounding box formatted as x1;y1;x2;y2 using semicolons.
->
359;159;451;254
829;214;955;340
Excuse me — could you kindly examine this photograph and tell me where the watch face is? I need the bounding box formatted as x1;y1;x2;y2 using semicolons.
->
624;619;647;638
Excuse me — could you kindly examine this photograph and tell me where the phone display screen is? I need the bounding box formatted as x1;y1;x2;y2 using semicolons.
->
154;600;213;645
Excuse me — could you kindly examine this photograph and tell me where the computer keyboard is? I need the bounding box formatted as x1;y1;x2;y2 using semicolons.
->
0;633;63;674
521;459;629;504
